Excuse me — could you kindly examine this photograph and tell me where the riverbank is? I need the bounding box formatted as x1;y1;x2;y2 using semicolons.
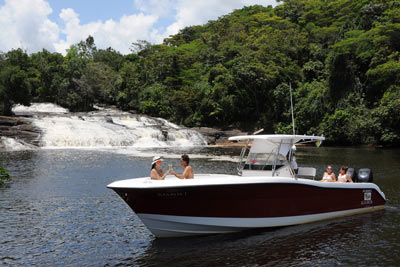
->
193;127;248;146
0;111;248;148
4;111;382;148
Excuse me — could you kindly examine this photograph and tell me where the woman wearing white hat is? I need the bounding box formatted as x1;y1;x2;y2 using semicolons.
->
150;156;170;180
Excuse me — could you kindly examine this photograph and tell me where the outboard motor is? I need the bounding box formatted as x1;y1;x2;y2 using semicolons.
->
357;168;373;183
347;168;356;182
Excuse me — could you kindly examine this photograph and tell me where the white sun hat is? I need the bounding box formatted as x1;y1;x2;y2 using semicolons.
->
152;156;163;165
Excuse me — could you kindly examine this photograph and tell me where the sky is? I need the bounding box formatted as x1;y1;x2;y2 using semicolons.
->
0;0;279;55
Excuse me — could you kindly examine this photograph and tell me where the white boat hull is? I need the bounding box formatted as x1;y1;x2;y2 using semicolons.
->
138;205;385;238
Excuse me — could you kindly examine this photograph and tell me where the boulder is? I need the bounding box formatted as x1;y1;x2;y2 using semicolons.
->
193;127;248;145
0;116;41;147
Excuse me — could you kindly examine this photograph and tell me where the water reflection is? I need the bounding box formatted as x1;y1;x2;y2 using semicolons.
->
135;211;393;266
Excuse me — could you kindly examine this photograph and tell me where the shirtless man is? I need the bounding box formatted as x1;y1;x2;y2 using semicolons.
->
172;154;194;179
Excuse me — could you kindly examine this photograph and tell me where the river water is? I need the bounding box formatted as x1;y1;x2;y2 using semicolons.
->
1;145;400;266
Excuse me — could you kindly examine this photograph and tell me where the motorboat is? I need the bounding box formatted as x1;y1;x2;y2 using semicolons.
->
107;134;386;238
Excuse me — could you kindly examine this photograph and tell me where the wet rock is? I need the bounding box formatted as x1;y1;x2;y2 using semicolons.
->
161;129;168;141
105;116;113;123
0;116;26;126
0;116;41;147
193;127;248;145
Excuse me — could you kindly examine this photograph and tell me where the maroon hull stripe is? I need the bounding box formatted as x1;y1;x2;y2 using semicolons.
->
113;183;386;218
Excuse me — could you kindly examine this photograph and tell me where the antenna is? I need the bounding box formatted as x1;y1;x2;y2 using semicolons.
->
290;83;295;135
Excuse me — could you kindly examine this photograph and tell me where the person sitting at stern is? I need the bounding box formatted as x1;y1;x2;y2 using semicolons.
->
337;166;353;183
321;165;336;182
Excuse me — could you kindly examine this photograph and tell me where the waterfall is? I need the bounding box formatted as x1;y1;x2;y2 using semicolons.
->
4;103;207;149
0;137;35;151
12;103;69;114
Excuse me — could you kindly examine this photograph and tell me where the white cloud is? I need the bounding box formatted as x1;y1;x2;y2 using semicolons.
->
0;0;278;55
134;0;175;18
54;8;158;55
0;0;59;53
141;0;278;43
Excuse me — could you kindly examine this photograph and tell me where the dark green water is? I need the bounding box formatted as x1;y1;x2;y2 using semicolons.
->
1;146;399;266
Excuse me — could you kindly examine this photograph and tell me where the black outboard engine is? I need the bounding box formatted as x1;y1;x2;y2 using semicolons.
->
357;168;373;183
347;168;356;182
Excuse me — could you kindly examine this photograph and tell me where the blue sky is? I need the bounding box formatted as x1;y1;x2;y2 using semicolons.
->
48;0;177;33
0;0;278;55
47;1;136;24
45;0;174;40
47;0;176;28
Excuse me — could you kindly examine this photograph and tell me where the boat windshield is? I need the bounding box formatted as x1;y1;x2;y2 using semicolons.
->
243;150;287;171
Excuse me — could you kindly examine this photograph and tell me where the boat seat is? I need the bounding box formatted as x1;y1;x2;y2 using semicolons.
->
297;167;316;177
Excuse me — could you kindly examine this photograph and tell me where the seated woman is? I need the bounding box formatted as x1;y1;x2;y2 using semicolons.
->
337;166;353;183
150;156;170;180
321;165;336;182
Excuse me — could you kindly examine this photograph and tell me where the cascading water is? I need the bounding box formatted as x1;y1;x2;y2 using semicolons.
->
12;103;69;114
5;103;207;149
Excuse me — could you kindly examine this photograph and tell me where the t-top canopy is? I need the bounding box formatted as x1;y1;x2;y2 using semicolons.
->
228;134;325;155
228;134;325;143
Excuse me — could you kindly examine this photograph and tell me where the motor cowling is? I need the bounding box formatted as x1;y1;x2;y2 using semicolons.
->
357;168;373;183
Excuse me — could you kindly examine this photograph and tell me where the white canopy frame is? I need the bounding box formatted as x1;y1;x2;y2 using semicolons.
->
230;135;325;178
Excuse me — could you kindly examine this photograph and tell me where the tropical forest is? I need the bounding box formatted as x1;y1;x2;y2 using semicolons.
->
1;0;399;146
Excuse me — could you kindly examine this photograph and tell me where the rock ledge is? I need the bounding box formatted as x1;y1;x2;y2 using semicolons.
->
0;116;41;147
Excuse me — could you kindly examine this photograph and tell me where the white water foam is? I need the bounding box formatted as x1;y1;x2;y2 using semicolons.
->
0;137;34;151
33;115;206;148
12;103;69;114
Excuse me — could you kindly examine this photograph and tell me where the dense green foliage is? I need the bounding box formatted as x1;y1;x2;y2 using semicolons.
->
1;0;400;146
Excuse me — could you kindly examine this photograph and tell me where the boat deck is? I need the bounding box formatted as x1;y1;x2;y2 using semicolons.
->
107;174;386;199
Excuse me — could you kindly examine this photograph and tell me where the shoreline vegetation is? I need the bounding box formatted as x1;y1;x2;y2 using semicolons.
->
1;0;399;147
0;160;10;185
